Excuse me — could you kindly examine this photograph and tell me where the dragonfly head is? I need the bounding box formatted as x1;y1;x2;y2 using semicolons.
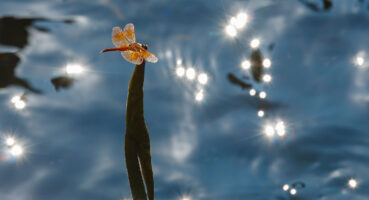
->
141;44;148;50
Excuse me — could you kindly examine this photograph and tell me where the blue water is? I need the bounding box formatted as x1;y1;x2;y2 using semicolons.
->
1;0;369;199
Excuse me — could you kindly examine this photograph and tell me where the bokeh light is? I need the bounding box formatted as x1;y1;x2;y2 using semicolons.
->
259;91;267;99
66;64;84;74
10;145;23;157
257;110;265;118
348;178;358;189
176;67;185;77
195;90;204;102
10;95;26;110
11;96;27;110
262;74;272;83
179;196;191;200
186;67;196;80
250;38;260;49
198;73;208;85
264;125;275;137
249;89;256;96
290;188;297;195
275;121;286;137
5;137;15;147
15;100;26;110
263;58;271;68
10;96;21;104
283;184;290;191
241;60;251;70
355;56;364;66
230;12;248;29
176;59;183;66
225;25;237;37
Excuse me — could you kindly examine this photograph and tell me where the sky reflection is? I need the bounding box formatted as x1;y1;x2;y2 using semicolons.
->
1;0;369;200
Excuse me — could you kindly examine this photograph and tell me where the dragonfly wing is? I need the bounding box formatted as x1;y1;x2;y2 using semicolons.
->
123;23;136;44
121;51;143;65
142;50;158;63
112;26;129;47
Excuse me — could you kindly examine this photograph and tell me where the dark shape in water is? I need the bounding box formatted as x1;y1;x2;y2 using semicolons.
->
299;0;319;12
323;0;332;10
0;53;41;93
124;44;154;200
227;73;252;89
0;16;48;49
0;16;73;49
250;50;263;82
292;181;306;189
299;0;332;12
20;92;27;101
51;76;74;91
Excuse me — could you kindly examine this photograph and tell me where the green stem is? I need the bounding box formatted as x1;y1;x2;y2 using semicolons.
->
125;57;154;200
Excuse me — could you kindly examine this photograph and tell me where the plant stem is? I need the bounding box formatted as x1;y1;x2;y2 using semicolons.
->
125;52;154;200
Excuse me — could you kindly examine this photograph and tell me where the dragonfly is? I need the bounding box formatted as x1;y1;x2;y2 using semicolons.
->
101;23;158;65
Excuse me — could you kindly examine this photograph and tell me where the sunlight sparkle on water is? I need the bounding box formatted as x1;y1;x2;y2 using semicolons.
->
249;89;256;96
5;137;15;147
241;60;251;70
250;38;260;49
230;12;248;29
290;188;297;195
264;125;275;137
259;91;267;99
283;184;290;191
10;145;23;157
263;74;272;83
180;196;191;200
11;96;21;104
195;90;204;102
198;73;208;85
348;178;358;189
14;100;26;110
355;56;365;66
225;25;237;37
186;68;196;80
176;59;182;66
263;58;272;68
258;110;265;118
275;121;286;137
66;64;84;74
176;67;185;77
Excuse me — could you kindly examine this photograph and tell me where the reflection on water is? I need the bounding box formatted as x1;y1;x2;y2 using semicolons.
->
0;53;41;93
227;73;252;89
0;16;72;49
250;38;261;49
299;0;332;12
348;178;358;189
0;16;48;49
2;135;24;160
250;49;264;82
51;76;74;91
0;0;369;199
10;93;27;110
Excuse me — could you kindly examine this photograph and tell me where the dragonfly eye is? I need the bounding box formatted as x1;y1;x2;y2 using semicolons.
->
141;44;148;50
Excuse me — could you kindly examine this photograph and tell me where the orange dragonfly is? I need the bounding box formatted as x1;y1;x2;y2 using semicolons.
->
101;23;158;65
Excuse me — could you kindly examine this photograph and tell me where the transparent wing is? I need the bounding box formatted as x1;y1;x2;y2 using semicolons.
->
121;51;143;65
142;50;158;63
112;26;129;47
123;23;136;44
